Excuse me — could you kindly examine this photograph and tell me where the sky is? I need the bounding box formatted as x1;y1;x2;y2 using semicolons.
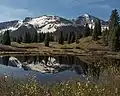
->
0;0;119;22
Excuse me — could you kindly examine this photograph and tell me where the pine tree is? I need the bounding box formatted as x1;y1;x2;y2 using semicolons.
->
97;19;101;36
71;32;75;43
75;32;79;44
44;33;49;47
58;31;64;44
109;9;119;30
109;26;119;51
84;23;90;37
108;9;120;51
102;28;109;45
17;37;21;44
38;33;42;43
67;32;71;44
23;32;31;43
2;30;11;45
32;31;38;43
92;21;98;41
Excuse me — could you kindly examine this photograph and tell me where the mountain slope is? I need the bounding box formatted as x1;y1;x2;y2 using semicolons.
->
75;14;109;30
0;14;109;34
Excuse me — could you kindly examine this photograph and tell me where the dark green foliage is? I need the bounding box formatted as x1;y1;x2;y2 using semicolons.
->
23;32;31;43
32;31;38;43
44;33;49;47
108;9;120;51
12;37;17;42
92;21;98;41
49;32;54;42
102;28;109;45
109;9;120;30
84;23;90;37
17;37;21;44
2;30;11;45
97;19;102;36
38;33;42;43
58;31;64;44
75;32;79;44
67;32;71;44
38;33;45;43
108;26;120;51
92;19;102;41
71;32;75;43
42;33;46;42
65;33;68;41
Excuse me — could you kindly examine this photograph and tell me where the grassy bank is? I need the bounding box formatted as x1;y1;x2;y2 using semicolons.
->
0;36;120;58
0;75;120;96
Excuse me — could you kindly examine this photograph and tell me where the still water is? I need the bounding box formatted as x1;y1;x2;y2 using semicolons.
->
0;55;119;83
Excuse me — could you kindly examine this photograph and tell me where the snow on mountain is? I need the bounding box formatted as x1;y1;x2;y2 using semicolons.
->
0;14;109;34
76;14;109;31
0;15;73;33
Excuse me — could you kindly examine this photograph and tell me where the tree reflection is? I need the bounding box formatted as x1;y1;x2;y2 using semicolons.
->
2;56;9;66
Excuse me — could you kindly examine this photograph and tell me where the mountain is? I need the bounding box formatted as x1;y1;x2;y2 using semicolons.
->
0;14;109;38
0;15;73;33
75;14;109;30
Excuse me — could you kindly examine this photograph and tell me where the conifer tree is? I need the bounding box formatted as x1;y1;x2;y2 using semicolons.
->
17;37;21;44
67;32;71;44
92;21;98;41
108;9;120;51
44;33;49;47
102;28;109;45
38;33;42;43
58;31;64;44
97;19;101;36
2;30;11;45
71;32;75;43
109;26;120;51
32;31;38;43
23;32;31;43
84;23;90;37
75;32;79;44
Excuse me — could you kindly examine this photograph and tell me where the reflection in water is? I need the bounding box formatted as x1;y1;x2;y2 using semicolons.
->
2;56;9;66
1;55;119;82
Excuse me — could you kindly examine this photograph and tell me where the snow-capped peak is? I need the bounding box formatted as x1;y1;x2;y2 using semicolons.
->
83;14;89;18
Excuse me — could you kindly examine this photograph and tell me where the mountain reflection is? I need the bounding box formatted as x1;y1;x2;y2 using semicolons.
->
0;55;103;80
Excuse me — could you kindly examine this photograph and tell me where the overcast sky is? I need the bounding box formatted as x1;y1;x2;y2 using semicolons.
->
0;0;119;22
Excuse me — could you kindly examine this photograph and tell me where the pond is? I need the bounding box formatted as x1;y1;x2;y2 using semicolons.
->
0;55;120;84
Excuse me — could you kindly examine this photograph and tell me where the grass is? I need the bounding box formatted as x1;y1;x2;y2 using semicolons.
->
0;36;119;58
0;75;120;96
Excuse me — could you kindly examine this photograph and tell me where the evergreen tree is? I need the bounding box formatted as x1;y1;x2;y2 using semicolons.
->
109;9;119;30
108;9;120;51
44;33;49;47
97;19;101;36
2;30;11;45
92;21;98;41
58;31;64;44
23;32;31;43
43;33;46;42
84;23;90;37
38;33;42;43
75;32;79;44
102;28;109;45
17;37;21;44
67;32;71;44
71;32;75;43
109;26;120;51
32;31;38;43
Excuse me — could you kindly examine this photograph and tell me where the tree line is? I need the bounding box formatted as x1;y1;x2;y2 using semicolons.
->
1;9;120;51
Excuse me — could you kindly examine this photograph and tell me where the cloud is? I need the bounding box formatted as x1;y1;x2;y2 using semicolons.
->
0;5;33;22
